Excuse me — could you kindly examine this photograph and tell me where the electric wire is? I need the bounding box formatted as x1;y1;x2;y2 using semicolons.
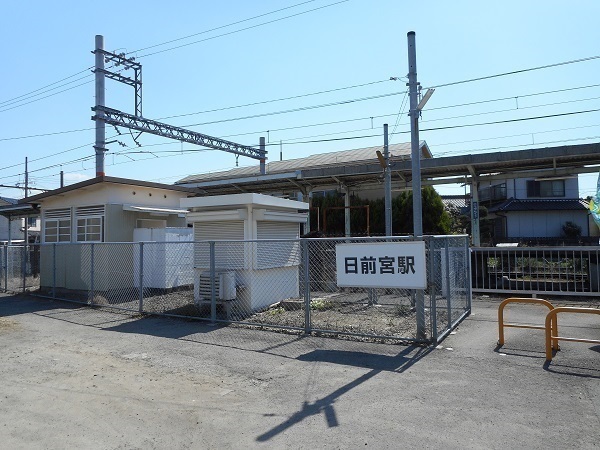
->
159;79;391;120
130;0;319;55
0;66;93;107
425;55;600;89
136;0;350;58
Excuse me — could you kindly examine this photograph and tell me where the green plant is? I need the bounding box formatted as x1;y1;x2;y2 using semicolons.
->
562;221;582;238
310;299;333;311
266;307;285;316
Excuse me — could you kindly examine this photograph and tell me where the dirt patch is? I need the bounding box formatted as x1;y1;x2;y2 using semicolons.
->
0;317;20;332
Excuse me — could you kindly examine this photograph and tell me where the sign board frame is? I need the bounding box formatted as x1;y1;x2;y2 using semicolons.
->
335;241;427;289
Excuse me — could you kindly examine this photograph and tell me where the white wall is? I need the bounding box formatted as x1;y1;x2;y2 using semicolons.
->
506;211;589;237
0;217;24;242
512;177;579;200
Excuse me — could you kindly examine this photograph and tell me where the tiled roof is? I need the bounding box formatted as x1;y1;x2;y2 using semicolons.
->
488;198;589;213
177;141;430;184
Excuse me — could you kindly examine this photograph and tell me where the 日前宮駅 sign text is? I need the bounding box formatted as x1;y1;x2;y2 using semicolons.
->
335;241;427;289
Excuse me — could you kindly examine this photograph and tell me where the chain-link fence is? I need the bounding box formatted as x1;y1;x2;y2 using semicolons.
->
1;236;470;344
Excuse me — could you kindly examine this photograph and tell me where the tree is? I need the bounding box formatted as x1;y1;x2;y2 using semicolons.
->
392;186;451;234
309;186;450;236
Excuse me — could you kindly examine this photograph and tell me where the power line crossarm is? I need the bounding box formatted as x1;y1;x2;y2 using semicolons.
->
92;106;267;161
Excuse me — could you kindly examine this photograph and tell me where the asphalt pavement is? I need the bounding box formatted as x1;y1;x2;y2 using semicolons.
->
0;293;598;449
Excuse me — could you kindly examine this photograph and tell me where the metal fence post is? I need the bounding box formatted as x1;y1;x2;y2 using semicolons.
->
445;238;452;330
89;243;95;304
22;244;27;293
4;245;8;292
139;242;144;313
428;237;438;343
303;239;311;334
465;236;472;313
52;243;57;299
415;237;427;341
210;241;216;323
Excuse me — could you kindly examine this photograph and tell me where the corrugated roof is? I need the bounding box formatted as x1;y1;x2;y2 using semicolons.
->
177;141;430;184
0;197;18;205
489;198;589;212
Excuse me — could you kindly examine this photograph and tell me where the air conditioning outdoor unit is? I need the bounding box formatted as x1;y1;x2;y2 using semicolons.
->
194;271;236;304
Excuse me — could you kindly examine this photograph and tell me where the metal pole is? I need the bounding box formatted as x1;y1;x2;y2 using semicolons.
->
210;241;216;323
428;237;438;343
89;243;95;304
52;243;56;298
384;124;392;236
303;239;311;334
259;137;266;175
465;236;472;313
94;34;106;177
445;238;452;330
407;31;422;237
4;244;7;292
344;185;351;237
24;157;28;199
139;242;144;313
22;244;26;293
408;31;426;340
60;170;64;188
470;179;481;246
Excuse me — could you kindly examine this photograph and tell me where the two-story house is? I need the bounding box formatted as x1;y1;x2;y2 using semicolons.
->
480;176;590;243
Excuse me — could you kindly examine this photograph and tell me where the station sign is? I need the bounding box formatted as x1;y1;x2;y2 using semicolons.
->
335;241;427;289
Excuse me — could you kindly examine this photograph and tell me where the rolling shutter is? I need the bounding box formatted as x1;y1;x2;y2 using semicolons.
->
193;221;245;270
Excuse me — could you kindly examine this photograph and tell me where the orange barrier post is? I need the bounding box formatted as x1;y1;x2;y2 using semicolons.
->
498;297;557;349
545;307;600;362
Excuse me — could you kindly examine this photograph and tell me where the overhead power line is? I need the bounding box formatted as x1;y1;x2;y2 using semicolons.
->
160;79;390;120
0;66;93;107
183;91;406;127
426;55;600;89
130;0;319;55
136;0;350;58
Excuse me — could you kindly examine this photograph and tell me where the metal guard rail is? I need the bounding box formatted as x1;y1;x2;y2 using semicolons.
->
497;297;558;349
545;307;600;362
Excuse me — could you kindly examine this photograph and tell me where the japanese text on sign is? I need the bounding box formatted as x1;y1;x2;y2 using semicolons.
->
336;241;426;289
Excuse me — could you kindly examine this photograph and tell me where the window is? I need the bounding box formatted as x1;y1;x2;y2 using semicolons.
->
44;208;71;243
526;180;565;198
27;217;37;228
75;206;104;242
76;217;103;242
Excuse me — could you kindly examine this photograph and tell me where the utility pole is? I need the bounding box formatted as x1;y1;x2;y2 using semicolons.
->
94;34;106;177
407;31;422;238
407;31;426;341
24;157;29;198
383;124;392;236
60;170;64;188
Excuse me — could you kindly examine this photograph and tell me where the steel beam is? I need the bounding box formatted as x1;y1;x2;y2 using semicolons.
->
92;106;266;161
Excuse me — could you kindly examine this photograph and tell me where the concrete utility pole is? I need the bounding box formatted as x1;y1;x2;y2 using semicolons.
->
94;34;106;177
383;124;392;236
407;31;423;237
407;31;426;341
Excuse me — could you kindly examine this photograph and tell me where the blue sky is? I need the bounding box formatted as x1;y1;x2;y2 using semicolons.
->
2;0;600;200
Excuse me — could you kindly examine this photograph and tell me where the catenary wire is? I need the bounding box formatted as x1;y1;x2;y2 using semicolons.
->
425;55;600;89
137;0;350;58
129;0;319;55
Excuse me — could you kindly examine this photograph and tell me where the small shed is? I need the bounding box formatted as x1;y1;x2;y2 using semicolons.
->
22;176;195;293
181;193;308;313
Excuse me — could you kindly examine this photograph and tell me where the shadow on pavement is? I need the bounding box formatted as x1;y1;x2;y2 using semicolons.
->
256;345;430;442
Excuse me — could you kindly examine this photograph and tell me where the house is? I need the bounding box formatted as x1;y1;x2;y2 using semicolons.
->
480;176;591;244
21;176;196;293
0;196;41;243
